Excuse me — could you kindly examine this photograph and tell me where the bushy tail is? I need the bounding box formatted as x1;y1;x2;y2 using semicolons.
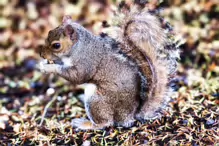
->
110;5;179;119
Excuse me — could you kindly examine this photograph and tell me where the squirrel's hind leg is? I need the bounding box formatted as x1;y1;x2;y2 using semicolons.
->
72;95;113;130
72;84;114;130
71;94;113;130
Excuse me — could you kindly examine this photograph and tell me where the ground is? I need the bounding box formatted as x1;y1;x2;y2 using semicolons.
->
0;0;218;145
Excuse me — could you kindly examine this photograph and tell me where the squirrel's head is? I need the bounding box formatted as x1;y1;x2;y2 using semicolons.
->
40;16;80;64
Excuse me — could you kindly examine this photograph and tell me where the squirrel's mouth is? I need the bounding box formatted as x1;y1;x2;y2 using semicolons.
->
44;59;63;65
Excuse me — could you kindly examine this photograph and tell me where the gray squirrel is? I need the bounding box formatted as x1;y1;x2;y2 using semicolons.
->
38;4;179;130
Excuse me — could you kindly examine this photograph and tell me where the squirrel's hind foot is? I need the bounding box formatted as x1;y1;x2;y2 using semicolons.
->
136;110;162;121
135;104;163;121
71;118;93;130
71;118;110;130
115;120;135;128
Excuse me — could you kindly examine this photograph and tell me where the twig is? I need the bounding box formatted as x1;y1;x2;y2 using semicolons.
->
39;95;57;126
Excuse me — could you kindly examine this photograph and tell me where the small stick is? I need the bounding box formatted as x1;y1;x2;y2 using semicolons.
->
39;95;57;126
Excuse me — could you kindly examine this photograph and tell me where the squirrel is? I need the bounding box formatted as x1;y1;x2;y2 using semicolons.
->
38;3;179;130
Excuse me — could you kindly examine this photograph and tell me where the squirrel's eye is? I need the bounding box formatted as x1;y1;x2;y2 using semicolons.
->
52;43;61;50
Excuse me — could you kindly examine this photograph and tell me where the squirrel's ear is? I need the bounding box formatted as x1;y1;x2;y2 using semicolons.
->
62;15;72;24
62;15;74;37
64;24;75;38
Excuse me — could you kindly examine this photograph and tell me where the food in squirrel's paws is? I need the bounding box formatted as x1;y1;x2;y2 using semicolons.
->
39;3;179;130
48;60;54;64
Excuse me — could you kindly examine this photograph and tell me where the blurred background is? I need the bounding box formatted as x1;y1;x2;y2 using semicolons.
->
0;0;218;145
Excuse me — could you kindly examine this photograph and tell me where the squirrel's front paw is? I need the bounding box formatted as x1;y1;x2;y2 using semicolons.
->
36;61;48;73
71;118;93;130
37;60;61;74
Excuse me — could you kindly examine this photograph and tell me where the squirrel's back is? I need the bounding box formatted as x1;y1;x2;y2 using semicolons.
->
108;5;179;119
